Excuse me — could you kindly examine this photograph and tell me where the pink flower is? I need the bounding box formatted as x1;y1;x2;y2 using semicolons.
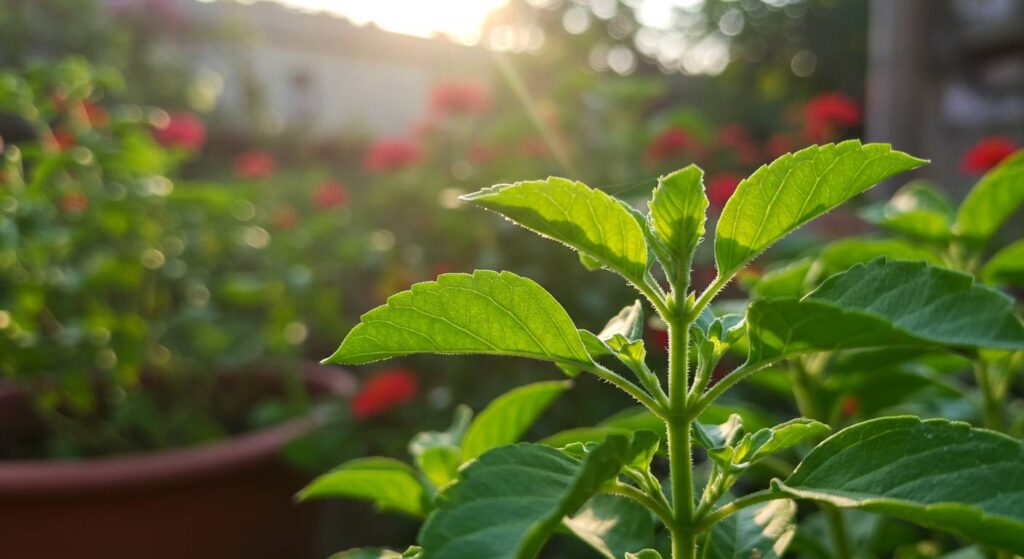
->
364;138;422;172
647;127;691;162
708;173;743;208
153;112;206;153
352;369;419;420
430;82;489;116
313;180;350;209
234;150;276;180
804;92;861;142
961;136;1020;175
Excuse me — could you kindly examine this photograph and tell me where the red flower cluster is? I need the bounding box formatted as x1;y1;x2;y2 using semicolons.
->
716;124;760;166
313;180;350;210
51;129;76;152
364;138;422;172
647;127;692;162
961;136;1020;175
430;82;489;116
81;100;109;128
234;150;276;180
804;92;861;142
351;369;419;420
153;112;207;153
708;173;743;208
61;191;88;213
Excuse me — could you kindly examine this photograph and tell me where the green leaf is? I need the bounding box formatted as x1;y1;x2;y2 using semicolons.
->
703;499;796;559
324;271;592;368
626;551;663;559
747;259;1024;365
714;141;926;278
954;149;1024;245
750;258;813;299
777;416;1024;553
461;380;571;461
410;407;473;489
329;549;404;559
417;446;462;489
981;239;1024;288
461;177;649;281
418;436;640;559
747;418;830;462
299;457;428;518
564;495;655;559
693;414;744;451
861;179;954;242
648;165;708;282
811;238;943;282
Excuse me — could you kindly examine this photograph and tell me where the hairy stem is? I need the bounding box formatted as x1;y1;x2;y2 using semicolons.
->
694;489;784;531
606;482;675;531
591;363;667;418
690;274;731;322
667;304;697;559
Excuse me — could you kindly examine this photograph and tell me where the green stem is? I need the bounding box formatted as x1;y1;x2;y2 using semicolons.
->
824;505;853;559
694;489;783;530
606;482;675;530
590;363;667;418
789;361;823;421
667;309;697;559
689;274;731;322
688;361;767;421
975;360;1003;431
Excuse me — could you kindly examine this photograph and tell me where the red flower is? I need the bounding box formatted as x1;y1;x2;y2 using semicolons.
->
153;112;206;153
430;82;489;116
717;125;760;166
804;92;861;142
519;136;551;158
234;150;276;180
468;143;496;165
364;138;422;172
351;369;419;420
765;133;795;159
841;395;860;418
708;173;743;208
647;127;691;162
313;180;350;209
645;320;669;351
272;206;298;229
961;136;1020;175
81;101;109;128
61;191;88;213
51;129;76;151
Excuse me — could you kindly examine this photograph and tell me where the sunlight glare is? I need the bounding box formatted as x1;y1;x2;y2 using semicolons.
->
271;0;509;43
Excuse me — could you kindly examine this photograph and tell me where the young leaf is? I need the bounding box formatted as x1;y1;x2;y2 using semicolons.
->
418;436;642;559
746;259;1024;365
598;300;645;342
324;271;592;369
703;499;796;559
298;458;428;518
648;165;708;282
461;177;649;282
461;380;571;461
564;495;655;559
776;416;1024;553
417;446;462;489
861;179;954;242
954;149;1024;245
714;141;926;278
981;239;1024;288
747;418;830;462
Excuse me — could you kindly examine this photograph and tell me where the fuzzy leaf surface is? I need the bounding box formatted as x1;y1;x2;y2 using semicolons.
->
324;271;591;368
419;437;639;559
648;165;708;281
747;260;1024;365
715;141;925;277
778;416;1024;553
564;495;655;559
461;178;648;281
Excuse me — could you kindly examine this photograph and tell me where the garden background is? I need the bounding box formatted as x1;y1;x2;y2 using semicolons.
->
0;0;1022;557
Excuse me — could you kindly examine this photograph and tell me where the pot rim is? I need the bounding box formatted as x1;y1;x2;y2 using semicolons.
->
0;366;353;497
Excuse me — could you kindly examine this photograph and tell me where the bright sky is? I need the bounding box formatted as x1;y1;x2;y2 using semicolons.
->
270;0;510;43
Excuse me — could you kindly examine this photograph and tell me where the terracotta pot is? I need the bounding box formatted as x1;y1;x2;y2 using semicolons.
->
0;366;354;559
